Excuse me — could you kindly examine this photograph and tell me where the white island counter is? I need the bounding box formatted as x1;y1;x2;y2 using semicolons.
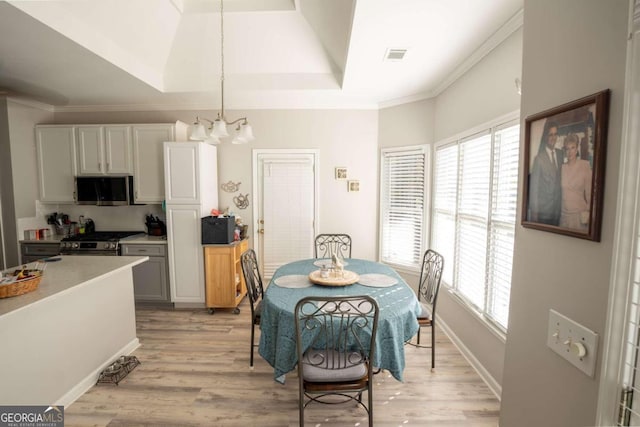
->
0;255;147;406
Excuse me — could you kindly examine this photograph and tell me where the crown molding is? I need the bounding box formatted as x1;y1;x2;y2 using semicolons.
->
378;9;523;110
5;96;55;112
431;8;523;97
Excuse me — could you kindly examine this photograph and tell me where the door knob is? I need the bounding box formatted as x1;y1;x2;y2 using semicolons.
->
258;229;265;234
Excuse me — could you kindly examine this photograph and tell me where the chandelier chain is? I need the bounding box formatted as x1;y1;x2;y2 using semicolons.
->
220;0;225;119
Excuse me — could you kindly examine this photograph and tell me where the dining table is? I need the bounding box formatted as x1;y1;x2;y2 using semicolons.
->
258;258;421;384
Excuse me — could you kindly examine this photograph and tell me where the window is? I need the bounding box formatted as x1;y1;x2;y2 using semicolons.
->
380;146;429;269
431;119;519;330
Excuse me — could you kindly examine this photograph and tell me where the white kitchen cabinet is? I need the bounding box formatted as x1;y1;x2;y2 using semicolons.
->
77;125;132;175
35;125;77;203
164;142;218;207
166;205;205;303
132;122;188;203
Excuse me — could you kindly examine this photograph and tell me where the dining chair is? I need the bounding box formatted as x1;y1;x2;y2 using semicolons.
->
240;248;264;369
409;249;444;372
314;234;352;259
294;295;379;427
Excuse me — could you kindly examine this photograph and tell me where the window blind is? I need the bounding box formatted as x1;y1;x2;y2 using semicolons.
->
380;146;428;268
487;124;520;327
432;144;458;285
457;132;491;310
431;119;519;331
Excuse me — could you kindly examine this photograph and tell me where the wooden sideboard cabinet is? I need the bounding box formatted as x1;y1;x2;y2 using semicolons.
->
203;239;249;314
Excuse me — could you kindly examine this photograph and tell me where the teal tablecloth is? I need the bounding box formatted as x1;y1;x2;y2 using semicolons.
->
258;258;421;383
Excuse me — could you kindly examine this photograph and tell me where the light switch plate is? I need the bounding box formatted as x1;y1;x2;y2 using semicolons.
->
547;309;599;377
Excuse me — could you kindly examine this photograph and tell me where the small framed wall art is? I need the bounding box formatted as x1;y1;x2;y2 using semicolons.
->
335;167;348;180
348;180;360;192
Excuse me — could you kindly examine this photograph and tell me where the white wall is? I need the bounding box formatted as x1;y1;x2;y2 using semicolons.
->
378;27;523;390
38;109;380;259
7;99;53;218
500;1;628;426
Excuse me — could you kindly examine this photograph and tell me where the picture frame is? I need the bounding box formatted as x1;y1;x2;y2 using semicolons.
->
335;167;348;180
521;89;610;241
348;180;360;192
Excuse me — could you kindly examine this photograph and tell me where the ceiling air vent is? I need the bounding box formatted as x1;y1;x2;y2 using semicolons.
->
384;48;408;61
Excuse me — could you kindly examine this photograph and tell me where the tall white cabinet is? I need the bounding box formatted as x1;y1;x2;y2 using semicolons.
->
164;142;218;304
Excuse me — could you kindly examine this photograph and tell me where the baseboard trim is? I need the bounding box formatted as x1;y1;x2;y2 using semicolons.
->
437;319;502;400
58;338;140;407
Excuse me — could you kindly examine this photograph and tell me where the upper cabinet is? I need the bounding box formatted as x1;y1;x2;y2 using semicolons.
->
132;122;188;204
35;121;188;205
77;125;132;175
36;126;77;203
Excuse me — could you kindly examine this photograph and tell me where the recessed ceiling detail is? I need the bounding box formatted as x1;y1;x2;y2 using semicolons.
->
0;0;524;110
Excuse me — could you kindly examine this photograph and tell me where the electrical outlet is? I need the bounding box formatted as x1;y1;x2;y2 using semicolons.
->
547;309;599;377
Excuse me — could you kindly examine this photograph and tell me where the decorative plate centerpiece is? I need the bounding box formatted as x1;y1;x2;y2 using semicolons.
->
308;270;359;287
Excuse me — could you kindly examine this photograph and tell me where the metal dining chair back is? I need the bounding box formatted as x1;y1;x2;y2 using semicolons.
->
240;248;264;369
314;234;352;259
413;249;444;371
294;295;379;427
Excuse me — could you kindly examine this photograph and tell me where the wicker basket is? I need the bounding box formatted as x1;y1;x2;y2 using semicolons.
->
0;272;43;298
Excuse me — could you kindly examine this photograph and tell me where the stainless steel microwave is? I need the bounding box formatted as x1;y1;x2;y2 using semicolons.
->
75;176;135;206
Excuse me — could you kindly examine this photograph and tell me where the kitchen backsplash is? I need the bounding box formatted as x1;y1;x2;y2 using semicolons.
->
18;201;165;238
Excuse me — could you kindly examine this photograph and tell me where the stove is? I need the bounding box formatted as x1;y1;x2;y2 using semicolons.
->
60;231;144;255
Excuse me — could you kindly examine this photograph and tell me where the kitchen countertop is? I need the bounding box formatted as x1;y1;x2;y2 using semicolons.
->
19;235;64;243
20;234;168;244
121;234;168;244
0;255;148;317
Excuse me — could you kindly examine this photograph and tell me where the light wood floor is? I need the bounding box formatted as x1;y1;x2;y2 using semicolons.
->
65;300;500;426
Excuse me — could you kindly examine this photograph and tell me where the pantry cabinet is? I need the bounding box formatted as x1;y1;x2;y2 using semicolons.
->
203;239;249;314
77;125;132;175
166;205;206;303
35;125;77;203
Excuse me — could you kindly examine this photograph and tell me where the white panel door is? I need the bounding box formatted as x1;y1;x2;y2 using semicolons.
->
166;205;205;303
253;150;318;278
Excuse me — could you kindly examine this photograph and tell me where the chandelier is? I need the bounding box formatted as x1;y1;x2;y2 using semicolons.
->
190;0;254;145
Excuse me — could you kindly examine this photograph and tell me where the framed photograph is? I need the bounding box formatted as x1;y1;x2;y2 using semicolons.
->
348;180;360;192
521;89;610;241
335;167;348;180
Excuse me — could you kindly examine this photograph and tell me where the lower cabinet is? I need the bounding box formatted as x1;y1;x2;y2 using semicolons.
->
121;243;170;303
203;239;249;314
20;241;61;264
